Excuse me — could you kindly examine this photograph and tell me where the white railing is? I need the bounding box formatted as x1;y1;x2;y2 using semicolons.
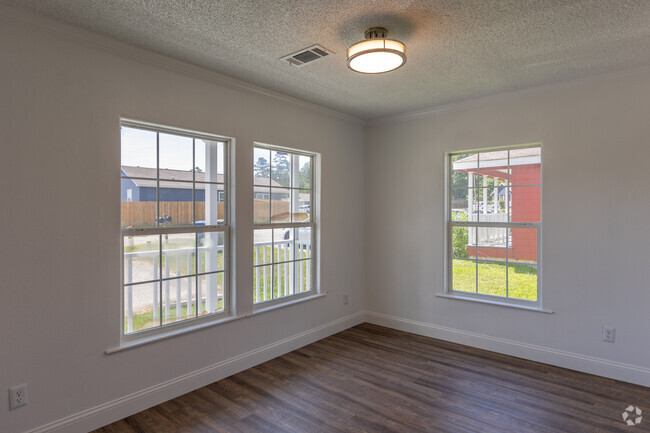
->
123;244;224;333
253;240;312;303
468;213;510;247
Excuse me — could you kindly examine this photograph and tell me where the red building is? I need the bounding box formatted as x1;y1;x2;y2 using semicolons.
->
453;148;540;262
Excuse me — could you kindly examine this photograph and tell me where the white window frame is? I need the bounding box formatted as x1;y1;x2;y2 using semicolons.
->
445;143;542;309
120;119;232;339
252;143;318;309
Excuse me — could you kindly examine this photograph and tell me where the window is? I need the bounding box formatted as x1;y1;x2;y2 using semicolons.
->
253;145;315;304
447;145;541;306
121;121;229;335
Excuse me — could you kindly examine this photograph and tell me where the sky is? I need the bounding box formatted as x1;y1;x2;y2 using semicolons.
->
121;126;224;174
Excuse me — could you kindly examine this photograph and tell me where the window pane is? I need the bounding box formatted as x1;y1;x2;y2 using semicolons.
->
159;133;193;177
477;149;508;179
199;231;225;273
270;188;291;222
198;272;224;315
254;264;273;303
296;155;311;189
254;188;271;224
254;147;271;186
296;259;312;293
194;139;223;182
476;227;507;262
162;276;195;325
451;188;470;221
477;262;507;297
158;181;194;226
274;228;294;264
452;259;475;293
508;147;541;186
121;126;157;172
472;176;502;221
124;281;160;333
121;179;158;229
296;227;312;259
508;264;538;301
196;182;225;225
123;235;160;284
217;141;225;176
509;186;540;222
253;229;273;265
294;190;311;222
450;153;475;190
271;150;291;187
509;228;538;263
162;233;196;278
452;226;472;259
274;262;294;298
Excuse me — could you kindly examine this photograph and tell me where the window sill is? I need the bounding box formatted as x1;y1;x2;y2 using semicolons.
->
436;293;554;314
106;292;326;354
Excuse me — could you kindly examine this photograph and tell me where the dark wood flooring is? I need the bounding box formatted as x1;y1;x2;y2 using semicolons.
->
93;323;650;432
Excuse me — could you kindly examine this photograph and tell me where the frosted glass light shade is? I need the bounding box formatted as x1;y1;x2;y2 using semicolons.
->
347;39;406;74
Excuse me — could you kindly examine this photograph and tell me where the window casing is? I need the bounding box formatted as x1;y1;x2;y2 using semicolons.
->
447;144;541;307
120;120;230;336
253;145;315;305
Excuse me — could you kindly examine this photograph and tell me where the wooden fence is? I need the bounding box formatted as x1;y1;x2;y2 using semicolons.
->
122;202;215;227
122;200;291;227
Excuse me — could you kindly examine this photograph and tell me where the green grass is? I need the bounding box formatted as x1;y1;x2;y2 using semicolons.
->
452;259;537;301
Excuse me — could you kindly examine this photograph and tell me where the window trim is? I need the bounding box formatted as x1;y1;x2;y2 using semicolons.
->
252;143;318;308
444;143;543;309
120;119;234;342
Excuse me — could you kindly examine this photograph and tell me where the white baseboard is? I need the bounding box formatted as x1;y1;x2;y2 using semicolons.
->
30;311;365;433
366;311;650;387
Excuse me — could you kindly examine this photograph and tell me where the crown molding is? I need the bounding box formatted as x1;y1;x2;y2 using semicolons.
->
0;4;364;127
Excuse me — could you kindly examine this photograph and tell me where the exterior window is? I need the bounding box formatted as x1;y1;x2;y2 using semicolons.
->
448;145;541;306
253;145;315;304
121;121;229;335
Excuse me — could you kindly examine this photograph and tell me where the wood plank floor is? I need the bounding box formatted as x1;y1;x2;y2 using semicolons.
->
93;323;650;432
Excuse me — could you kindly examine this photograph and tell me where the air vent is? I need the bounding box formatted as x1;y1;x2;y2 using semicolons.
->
281;44;334;67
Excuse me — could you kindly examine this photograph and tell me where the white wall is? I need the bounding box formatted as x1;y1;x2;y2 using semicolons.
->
365;66;650;386
0;7;365;433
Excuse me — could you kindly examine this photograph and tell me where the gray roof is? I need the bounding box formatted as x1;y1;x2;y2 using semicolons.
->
121;166;283;189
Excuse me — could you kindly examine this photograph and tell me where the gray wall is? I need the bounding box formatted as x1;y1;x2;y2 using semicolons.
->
365;65;650;386
0;7;365;432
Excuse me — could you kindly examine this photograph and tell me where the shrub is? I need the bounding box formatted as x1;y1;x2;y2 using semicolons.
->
452;211;469;258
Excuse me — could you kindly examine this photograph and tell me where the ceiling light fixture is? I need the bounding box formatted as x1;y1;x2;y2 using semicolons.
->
347;27;406;74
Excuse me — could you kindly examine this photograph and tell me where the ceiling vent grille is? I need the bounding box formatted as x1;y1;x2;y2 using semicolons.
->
281;45;334;67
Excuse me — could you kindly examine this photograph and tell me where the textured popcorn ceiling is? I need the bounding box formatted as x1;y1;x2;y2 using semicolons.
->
5;0;650;119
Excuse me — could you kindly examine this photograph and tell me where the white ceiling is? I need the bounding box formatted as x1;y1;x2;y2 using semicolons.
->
5;0;650;119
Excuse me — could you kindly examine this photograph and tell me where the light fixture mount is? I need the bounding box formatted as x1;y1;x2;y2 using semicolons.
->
365;27;389;40
347;27;406;74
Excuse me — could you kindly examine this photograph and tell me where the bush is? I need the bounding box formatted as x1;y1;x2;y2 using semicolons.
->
452;210;469;258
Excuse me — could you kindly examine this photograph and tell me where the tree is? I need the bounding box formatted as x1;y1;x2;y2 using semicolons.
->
254;156;270;179
298;162;311;189
271;152;290;186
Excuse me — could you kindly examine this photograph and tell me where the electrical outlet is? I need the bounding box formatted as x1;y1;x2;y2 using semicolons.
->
9;384;28;410
602;327;616;343
343;294;349;305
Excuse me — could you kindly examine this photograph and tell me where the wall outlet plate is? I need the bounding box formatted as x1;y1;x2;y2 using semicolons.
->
602;327;616;343
9;384;28;410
